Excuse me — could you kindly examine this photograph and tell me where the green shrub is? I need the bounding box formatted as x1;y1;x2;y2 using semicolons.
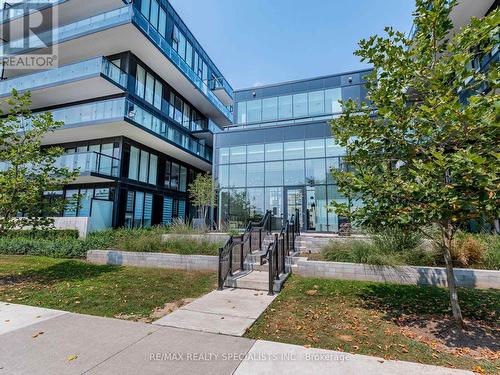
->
372;227;423;253
2;229;79;240
0;238;86;258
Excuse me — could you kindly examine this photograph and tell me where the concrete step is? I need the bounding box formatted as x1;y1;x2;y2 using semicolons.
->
244;261;268;272
225;270;269;291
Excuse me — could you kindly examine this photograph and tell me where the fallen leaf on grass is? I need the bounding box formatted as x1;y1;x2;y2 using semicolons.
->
305;290;318;296
472;365;485;374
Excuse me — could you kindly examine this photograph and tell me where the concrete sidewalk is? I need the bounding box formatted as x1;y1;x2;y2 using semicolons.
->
153;288;276;336
0;302;473;375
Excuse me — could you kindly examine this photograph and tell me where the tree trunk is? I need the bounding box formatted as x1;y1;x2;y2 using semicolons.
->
441;223;465;329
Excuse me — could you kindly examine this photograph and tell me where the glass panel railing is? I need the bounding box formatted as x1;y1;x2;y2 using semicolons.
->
3;6;131;55
55;151;120;177
209;76;234;100
125;99;213;162
0;0;66;24
131;7;233;122
0;57;126;96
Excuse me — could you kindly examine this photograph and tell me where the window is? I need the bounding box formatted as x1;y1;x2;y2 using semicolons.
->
229;164;246;187
230;146;246;164
284;160;305;185
193;51;199;77
265;187;283;217
140;0;150;19
202;62;208;82
179;166;187;192
148;154;158;185
305;159;326;185
246;99;261;123
247;144;264;162
293;93;308;117
265;143;283;161
262;97;278;121
237;101;247;124
186;41;193;68
164;161;171;187
284;141;304;160
135;65;146;98
247;163;264;187
247;188;265;217
183;104;191;128
308;90;325;115
305;139;325;158
172;25;180;50
218;164;229;187
139;150;149;183
326;158;340;184
159;9;167;37
325;138;344;157
128;146;140;180
265;161;283;186
278;95;293;119
154;81;162;110
150;0;159;29
171;163;180;190
134;192;144;227
144;194;153;227
219;147;229;164
145;73;155;104
325;88;342;113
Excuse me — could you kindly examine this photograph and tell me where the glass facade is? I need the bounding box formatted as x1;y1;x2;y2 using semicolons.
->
216;137;349;232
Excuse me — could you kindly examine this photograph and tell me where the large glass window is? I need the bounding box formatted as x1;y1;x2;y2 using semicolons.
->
218;164;229;187
305;158;326;185
178;32;186;60
325;88;342;114
154;81;162;110
308;90;325;115
144;193;153;227
139;150;149;183
135;65;146;98
306;186;328;232
150;0;159;29
278;95;293;119
247;188;265;218
246;100;262;123
230;146;246;164
265;161;283;186
293;93;308;117
219;147;229;164
247;144;264;162
284;160;305;185
325;138;345;156
237;101;247;124
128;146;140;180
148;154;158;185
305;139;325;158
134;191;144;227
247;163;264;187
284;141;304;160
262;97;278;121
159;9;167;37
145;73;155;104
326;158;340;184
186;41;193;68
229;164;246;187
265;187;283;217
179;166;187;192
140;0;150;18
265;143;283;161
171;163;180;190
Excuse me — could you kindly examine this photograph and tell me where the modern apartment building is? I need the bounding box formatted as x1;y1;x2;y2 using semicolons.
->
213;70;370;232
0;0;496;233
0;0;234;230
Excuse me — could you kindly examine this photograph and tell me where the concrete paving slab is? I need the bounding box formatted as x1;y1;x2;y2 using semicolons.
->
179;288;276;319
153;288;276;336
87;326;255;375
233;340;473;375
153;308;256;336
0;302;67;335
0;312;160;375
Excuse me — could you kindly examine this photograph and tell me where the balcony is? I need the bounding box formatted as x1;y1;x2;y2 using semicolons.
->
0;57;126;110
2;5;233;126
55;151;120;184
35;98;212;170
209;76;234;107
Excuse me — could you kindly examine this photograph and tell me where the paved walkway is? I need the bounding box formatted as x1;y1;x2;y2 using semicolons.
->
153;288;275;336
0;302;472;375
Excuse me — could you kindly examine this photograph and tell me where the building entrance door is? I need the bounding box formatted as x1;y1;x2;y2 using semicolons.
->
285;187;305;231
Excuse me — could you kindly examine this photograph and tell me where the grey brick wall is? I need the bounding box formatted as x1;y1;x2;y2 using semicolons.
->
294;259;499;289
87;250;218;271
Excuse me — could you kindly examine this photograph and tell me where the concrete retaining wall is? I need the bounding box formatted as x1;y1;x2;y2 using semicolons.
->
162;233;228;244
294;259;500;289
87;250;218;271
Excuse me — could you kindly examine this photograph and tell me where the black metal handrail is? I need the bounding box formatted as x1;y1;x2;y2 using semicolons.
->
266;209;300;295
218;210;272;290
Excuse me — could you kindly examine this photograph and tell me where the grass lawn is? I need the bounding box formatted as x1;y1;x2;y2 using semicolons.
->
245;276;499;374
0;255;216;321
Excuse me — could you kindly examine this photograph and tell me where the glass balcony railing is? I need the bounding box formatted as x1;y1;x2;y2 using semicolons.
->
55;151;120;178
209;76;234;100
0;151;120;178
0;0;66;24
130;7;233;122
0;56;127;96
125;99;213;162
20;97;212;163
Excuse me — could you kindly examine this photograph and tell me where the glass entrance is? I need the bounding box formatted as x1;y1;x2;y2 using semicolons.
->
285;187;305;230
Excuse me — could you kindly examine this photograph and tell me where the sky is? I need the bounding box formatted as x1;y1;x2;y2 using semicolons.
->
169;0;416;90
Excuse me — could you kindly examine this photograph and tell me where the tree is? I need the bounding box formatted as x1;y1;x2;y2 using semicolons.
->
330;0;499;328
0;90;78;235
188;173;216;221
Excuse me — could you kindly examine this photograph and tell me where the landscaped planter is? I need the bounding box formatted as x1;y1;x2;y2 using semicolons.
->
161;233;229;244
87;250;218;271
293;258;500;289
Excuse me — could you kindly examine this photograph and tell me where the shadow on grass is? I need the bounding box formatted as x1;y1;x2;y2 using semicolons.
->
357;283;500;351
0;260;119;286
